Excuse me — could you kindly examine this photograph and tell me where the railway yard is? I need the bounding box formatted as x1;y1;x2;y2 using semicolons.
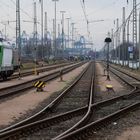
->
1;1;140;140
0;60;139;140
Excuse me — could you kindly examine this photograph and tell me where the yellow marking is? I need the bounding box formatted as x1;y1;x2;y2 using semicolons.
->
106;85;113;89
34;81;40;87
42;84;45;88
38;82;43;88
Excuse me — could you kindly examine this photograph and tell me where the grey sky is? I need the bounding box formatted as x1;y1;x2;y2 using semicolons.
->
0;0;136;50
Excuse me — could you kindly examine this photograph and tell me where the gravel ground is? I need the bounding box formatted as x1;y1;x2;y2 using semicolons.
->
87;62;138;140
19;62;94;140
24;116;84;140
95;62;130;103
0;63;89;129
93;96;140;122
88;107;140;140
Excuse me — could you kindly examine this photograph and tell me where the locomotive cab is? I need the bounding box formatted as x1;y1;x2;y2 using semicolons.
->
0;39;16;80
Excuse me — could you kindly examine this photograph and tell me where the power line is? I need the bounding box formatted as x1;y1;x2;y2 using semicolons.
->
80;0;88;24
87;0;120;16
80;0;90;37
10;0;33;20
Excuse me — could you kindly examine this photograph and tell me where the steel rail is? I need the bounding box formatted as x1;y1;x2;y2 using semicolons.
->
0;85;140;140
102;62;137;89
110;63;140;81
1;61;140;139
55;61;140;140
53;61;96;140
9;62;73;80
57;102;140;140
0;61;90;134
57;61;138;140
103;61;140;83
0;62;86;100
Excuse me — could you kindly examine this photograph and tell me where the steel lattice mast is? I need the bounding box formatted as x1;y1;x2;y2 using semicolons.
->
33;2;38;75
16;0;21;79
133;0;137;67
40;0;44;62
122;7;126;66
127;0;137;67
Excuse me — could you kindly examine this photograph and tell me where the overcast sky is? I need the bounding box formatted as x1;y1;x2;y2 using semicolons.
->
0;0;136;50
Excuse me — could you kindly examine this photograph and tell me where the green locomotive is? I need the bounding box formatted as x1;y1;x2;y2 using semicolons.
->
0;39;18;80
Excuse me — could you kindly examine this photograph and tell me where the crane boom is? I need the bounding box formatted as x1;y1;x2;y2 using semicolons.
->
88;19;105;23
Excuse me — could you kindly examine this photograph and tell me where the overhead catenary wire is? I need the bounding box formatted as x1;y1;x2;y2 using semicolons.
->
10;0;33;20
80;0;90;38
87;0;120;16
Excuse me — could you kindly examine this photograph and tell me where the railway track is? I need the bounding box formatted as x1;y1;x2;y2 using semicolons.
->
1;61;140;140
0;61;86;100
0;61;96;140
102;62;140;89
0;77;140;139
1;62;73;81
49;62;140;140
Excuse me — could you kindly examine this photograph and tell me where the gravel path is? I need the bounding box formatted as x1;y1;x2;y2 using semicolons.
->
0;63;89;128
16;62;94;140
87;62;136;140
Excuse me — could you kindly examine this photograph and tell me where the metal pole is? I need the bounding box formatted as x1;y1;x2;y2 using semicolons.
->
60;11;66;59
111;29;114;63
127;19;130;67
55;1;57;58
139;11;140;69
52;0;59;58
53;19;55;56
118;28;121;63
58;23;60;36
57;23;60;56
107;42;110;80
33;2;38;75
44;12;48;60
66;18;70;48
116;18;119;64
122;7;126;66
16;0;21;79
41;0;44;64
71;23;75;49
133;0;137;69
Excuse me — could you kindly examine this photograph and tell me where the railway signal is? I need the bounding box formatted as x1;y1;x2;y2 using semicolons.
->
105;37;112;81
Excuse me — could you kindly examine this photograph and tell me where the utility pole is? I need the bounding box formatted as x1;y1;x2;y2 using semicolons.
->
116;18;119;64
127;18;130;67
122;7;126;66
40;0;44;64
66;18;70;48
33;2;38;75
57;23;60;56
58;23;60;36
44;12;48;60
53;19;55;57
111;29;114;62
16;0;21;79
71;23;75;49
139;11;140;69
60;11;66;59
52;0;59;59
133;0;137;69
